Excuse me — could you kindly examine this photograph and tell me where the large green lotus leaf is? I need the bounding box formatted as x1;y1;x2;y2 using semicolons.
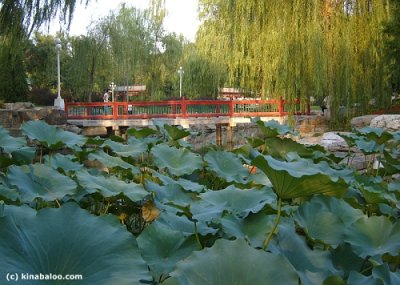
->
220;213;277;248
88;151;139;173
145;180;196;208
7;164;77;202
152;172;205;193
0;203;151;284
372;264;400;285
295;196;363;246
204;150;249;183
0;127;27;153
151;144;203;176
344;216;400;258
77;171;148;202
164;124;191;141
22;120;86;149
0;203;36;223
331;244;365;273
274;222;338;285
11;146;36;163
263;137;320;159
44;154;83;172
154;204;218;236
127;127;158;138
252;155;349;199
163;239;299;285
296;205;343;246
137;223;198;279
0;127;35;164
0;175;19;201
102;138;148;158
252;118;297;138
0;183;19;201
355;138;380;154
199;185;275;217
388;181;400;192
347;271;383;285
190;200;226;223
356;127;393;145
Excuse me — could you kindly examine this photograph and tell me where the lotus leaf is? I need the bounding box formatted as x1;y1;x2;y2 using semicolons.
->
344;216;400;258
77;171;149;202
273;222;338;285
0;127;27;153
163;239;299;285
151;144;203;176
0;203;151;284
164;124;191;141
22;120;86;149
7;164;77;202
295;196;363;246
137;223;198;279
204;150;249;183
220;212;277;248
45;153;83;172
153;172;205;193
88;151;139;173
200;185;275;217
252;155;349;199
252;118;297;138
102;138;148;158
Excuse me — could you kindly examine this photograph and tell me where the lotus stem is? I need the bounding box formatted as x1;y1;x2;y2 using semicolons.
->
263;196;282;251
194;221;203;249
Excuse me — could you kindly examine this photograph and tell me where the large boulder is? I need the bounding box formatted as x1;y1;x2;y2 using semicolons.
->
370;115;400;131
351;115;379;129
319;132;350;152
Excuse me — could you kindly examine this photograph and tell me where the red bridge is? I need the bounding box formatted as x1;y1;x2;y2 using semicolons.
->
65;97;310;121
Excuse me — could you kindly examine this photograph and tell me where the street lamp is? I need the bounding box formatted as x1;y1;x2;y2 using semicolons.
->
109;82;116;102
53;38;64;110
178;66;184;98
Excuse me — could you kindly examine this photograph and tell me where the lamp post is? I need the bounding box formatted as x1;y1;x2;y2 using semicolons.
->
110;82;116;102
178;66;184;98
53;38;64;110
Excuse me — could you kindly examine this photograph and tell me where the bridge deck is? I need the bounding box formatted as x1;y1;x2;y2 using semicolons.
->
65;98;309;128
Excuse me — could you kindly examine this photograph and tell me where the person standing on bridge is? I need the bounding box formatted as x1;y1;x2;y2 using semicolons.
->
103;90;110;102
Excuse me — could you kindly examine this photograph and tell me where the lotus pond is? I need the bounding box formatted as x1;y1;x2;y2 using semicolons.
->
0;119;399;284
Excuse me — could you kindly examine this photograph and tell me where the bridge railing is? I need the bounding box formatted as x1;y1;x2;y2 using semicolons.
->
65;97;309;120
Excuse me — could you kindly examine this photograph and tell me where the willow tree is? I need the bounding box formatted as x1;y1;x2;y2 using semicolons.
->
105;4;151;97
0;0;88;37
197;0;394;120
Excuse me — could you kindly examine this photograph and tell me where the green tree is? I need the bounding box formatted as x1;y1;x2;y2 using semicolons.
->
181;43;227;99
0;35;28;102
197;0;394;121
384;0;400;93
0;0;88;37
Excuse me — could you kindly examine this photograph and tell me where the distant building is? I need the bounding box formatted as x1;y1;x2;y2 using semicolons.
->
116;85;147;101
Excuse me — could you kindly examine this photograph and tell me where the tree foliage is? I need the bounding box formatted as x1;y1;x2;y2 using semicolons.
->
0;0;88;37
197;0;395;120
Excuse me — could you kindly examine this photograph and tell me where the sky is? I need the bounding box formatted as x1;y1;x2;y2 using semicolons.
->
50;0;200;42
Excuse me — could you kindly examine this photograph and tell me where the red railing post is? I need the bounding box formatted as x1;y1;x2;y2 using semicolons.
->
113;102;118;120
181;96;187;118
229;98;234;117
278;97;284;116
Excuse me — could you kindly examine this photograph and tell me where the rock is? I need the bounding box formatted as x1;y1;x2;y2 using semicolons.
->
82;126;108;136
44;109;67;125
320;132;350;152
60;124;82;134
4;102;35;110
370;115;400;131
351;115;379;129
